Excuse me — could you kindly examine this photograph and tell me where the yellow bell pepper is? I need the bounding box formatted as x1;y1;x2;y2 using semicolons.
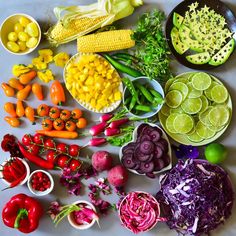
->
38;49;54;63
54;52;70;67
12;64;33;77
37;69;54;83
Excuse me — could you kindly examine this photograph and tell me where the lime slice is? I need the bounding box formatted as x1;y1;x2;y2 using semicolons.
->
187;131;204;142
187;82;203;98
166;90;183;108
165;78;175;93
196;121;216;139
173;77;188;84
207;124;225;132
166;113;179;134
199;95;209;113
199;106;213;126
192;72;212;91
211;85;228;103
181;97;202;114
169;82;189;101
161;104;170;116
188;73;194;82
204;81;218;101
208;106;230;127
170;106;184;114
173;114;194;134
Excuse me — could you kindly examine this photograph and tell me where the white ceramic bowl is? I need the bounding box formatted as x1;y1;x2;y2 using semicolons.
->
0;13;41;55
0;158;30;186
67;200;97;230
119;123;172;175
123;77;165;119
64;53;123;113
27;169;54;196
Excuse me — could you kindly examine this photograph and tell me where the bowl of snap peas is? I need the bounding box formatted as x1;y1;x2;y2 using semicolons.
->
123;77;165;119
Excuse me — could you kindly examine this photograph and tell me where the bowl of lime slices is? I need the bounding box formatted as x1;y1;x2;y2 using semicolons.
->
158;71;232;146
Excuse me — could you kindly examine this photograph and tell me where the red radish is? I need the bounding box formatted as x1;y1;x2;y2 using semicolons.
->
88;138;107;146
104;127;120;136
108;165;128;187
91;151;113;172
99;114;113;122
89;122;108;136
109;118;129;129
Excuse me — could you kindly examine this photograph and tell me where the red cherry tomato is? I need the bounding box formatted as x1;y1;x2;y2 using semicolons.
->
57;155;70;168
33;133;44;144
44;139;55;149
69;159;81;172
69;144;80;157
56;143;68;153
46;151;57;163
27;144;40;155
22;134;32;146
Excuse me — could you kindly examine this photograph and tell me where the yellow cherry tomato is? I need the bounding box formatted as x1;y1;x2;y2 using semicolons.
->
18;32;29;42
17;41;27;51
14;23;24;33
26;37;38;48
8;32;18;42
7;41;20;53
25;22;39;37
19;16;31;27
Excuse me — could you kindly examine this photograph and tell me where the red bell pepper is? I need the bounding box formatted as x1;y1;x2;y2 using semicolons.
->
2;193;43;233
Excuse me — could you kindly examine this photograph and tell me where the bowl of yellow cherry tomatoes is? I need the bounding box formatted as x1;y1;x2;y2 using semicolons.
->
0;13;41;55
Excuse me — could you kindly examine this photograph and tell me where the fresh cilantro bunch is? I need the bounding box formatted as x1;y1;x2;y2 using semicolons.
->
132;9;172;83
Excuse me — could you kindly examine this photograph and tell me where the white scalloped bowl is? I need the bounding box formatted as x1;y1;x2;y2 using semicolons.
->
119;123;172;175
64;53;123;113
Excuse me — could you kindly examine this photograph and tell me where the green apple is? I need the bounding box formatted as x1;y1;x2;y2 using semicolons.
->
204;143;227;164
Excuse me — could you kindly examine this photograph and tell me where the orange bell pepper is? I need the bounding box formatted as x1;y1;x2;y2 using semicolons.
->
50;80;65;106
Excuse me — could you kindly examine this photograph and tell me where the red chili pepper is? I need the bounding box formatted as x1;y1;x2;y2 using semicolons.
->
9;160;25;177
2;172;27;190
18;142;54;169
8;164;19;180
14;157;26;174
1;166;15;182
2;193;43;233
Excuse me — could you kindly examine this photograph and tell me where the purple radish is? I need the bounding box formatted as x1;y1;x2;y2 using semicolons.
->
156;138;169;153
142;126;155;135
140;141;154;154
99;114;113;122
104;127;120;136
123;149;134;155
162;154;171;166
137;123;149;136
140;161;154;173
135;147;151;162
149;130;161;142
92;151;113;172
109;118;129;129
144;154;154;163
122;156;136;169
146;172;156;179
122;142;136;153
88;138;107;146
138;134;152;143
132;163;141;170
153;145;163;159
153;159;165;171
89;122;108;136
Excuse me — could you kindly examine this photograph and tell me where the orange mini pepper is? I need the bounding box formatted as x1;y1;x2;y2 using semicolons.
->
32;83;43;100
50;80;65;106
1;83;15;97
19;70;37;85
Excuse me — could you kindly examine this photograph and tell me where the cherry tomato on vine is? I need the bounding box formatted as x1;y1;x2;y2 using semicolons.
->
53;118;65;131
42;118;53;131
69;144;80;157
65;120;76;131
71;109;82;119
57;155;70;168
60;109;71;121
69;159;81;172
49;107;60;119
56;143;68;153
33;133;44;144
46;150;57;163
76;117;87;129
44;138;55;149
22;134;32;146
37;104;50;117
27;144;40;155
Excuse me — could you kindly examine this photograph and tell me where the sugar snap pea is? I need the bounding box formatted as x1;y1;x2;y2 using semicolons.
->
135;83;154;103
124;96;132;105
134;105;152;112
122;77;140;103
129;96;137;111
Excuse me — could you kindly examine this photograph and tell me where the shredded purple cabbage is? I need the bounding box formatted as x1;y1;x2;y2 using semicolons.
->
156;159;234;236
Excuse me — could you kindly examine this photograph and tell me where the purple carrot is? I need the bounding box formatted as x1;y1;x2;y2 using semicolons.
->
99;114;114;122
89;138;107;146
109;118;129;129
104;127;121;136
89;122;108;136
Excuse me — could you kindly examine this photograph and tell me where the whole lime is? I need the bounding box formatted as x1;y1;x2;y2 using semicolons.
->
204;143;227;164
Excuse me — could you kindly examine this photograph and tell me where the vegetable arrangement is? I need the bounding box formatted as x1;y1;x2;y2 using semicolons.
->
0;0;235;235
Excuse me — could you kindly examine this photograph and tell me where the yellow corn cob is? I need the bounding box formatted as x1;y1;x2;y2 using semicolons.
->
46;16;109;45
77;30;135;53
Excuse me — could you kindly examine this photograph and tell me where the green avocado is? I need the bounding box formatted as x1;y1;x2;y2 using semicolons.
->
186;52;211;65
209;38;235;66
173;12;184;29
179;25;204;53
171;27;189;55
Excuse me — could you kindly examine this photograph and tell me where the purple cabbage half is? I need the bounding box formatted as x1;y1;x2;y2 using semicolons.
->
156;159;234;236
